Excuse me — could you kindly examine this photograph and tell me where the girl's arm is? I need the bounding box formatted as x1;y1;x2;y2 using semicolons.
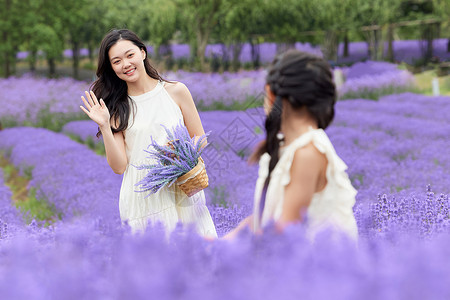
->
222;215;254;240
276;143;327;231
81;91;128;174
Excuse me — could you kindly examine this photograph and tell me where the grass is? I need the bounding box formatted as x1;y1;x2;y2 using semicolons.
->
339;85;421;101
339;69;449;100
15;58;96;82
2;105;89;132
210;185;229;208
65;133;106;156
196;96;263;111
413;70;450;96
0;154;60;225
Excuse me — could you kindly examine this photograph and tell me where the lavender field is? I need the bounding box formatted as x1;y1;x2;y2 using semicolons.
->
17;38;450;66
0;63;450;298
0;61;416;130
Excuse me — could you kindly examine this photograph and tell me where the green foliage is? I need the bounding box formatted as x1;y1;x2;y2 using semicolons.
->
138;0;178;59
2;164;15;181
174;0;234;70
66;133;106;156
210;185;229;208
196;96;262;111
16;188;61;225
1;0;447;77
82;61;96;70
0;0;29;76
1;106;88;131
339;85;420;101
86;137;106;156
31;105;88;132
0;155;59;225
236;148;248;159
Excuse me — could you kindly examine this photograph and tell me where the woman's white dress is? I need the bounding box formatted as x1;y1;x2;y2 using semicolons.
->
252;128;358;240
119;81;217;237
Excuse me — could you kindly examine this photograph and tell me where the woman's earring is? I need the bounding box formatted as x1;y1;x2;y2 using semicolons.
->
277;132;285;146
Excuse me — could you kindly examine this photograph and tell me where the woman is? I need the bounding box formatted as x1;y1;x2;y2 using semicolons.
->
80;29;217;237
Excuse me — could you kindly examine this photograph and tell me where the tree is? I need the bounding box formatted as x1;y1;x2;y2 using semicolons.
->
353;0;402;61
432;0;450;52
22;0;66;77
264;0;315;54
21;0;43;72
0;0;28;77
312;0;359;62
381;0;403;62
79;0;111;64
133;0;178;60
174;0;231;71
57;0;91;79
216;0;268;69
398;0;437;63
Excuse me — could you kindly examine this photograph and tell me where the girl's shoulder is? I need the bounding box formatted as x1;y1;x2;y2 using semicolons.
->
279;129;329;174
290;142;327;178
259;130;328;178
285;129;333;156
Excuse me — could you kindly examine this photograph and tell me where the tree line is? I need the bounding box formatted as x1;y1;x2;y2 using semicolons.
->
0;0;449;78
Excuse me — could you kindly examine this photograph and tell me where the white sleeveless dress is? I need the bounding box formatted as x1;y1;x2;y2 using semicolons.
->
252;128;358;240
119;81;217;238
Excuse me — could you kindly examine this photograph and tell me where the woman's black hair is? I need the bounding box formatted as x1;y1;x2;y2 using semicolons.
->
251;50;337;218
91;29;166;137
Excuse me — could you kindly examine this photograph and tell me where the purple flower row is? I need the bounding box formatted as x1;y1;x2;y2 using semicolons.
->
16;39;450;65
0;125;248;237
0;74;88;126
0;92;450;298
0;169;23;228
163;69;266;107
62;92;450;215
0;61;415;127
0;215;450;299
0;127;122;224
338;69;415;98
62;120;101;144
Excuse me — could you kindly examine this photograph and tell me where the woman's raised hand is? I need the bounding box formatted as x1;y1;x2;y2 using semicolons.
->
80;91;110;128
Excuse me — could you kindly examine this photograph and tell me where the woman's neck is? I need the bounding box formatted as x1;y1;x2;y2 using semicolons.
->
281;106;318;147
127;75;159;96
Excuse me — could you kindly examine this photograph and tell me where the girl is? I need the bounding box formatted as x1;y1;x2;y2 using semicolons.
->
80;29;217;238
225;50;358;240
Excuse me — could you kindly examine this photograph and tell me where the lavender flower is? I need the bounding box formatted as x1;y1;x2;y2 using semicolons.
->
135;122;209;195
0;127;122;224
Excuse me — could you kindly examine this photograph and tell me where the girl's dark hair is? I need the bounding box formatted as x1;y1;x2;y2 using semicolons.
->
91;29;165;137
251;50;336;218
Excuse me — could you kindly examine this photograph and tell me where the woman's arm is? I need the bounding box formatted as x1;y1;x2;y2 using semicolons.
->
100;122;128;174
80;91;128;174
276;143;327;231
165;82;207;147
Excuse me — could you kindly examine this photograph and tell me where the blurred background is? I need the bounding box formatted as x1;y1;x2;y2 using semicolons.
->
1;3;450;294
1;0;449;80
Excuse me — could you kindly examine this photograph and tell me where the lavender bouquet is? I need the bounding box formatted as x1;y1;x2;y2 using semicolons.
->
134;122;209;195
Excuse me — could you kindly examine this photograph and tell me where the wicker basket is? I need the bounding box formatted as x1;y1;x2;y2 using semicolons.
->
176;157;209;197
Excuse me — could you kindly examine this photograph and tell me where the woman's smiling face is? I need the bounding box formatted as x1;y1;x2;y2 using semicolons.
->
108;39;146;83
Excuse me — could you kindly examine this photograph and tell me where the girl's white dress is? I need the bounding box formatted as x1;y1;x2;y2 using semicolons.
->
252;128;358;240
119;81;217;237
